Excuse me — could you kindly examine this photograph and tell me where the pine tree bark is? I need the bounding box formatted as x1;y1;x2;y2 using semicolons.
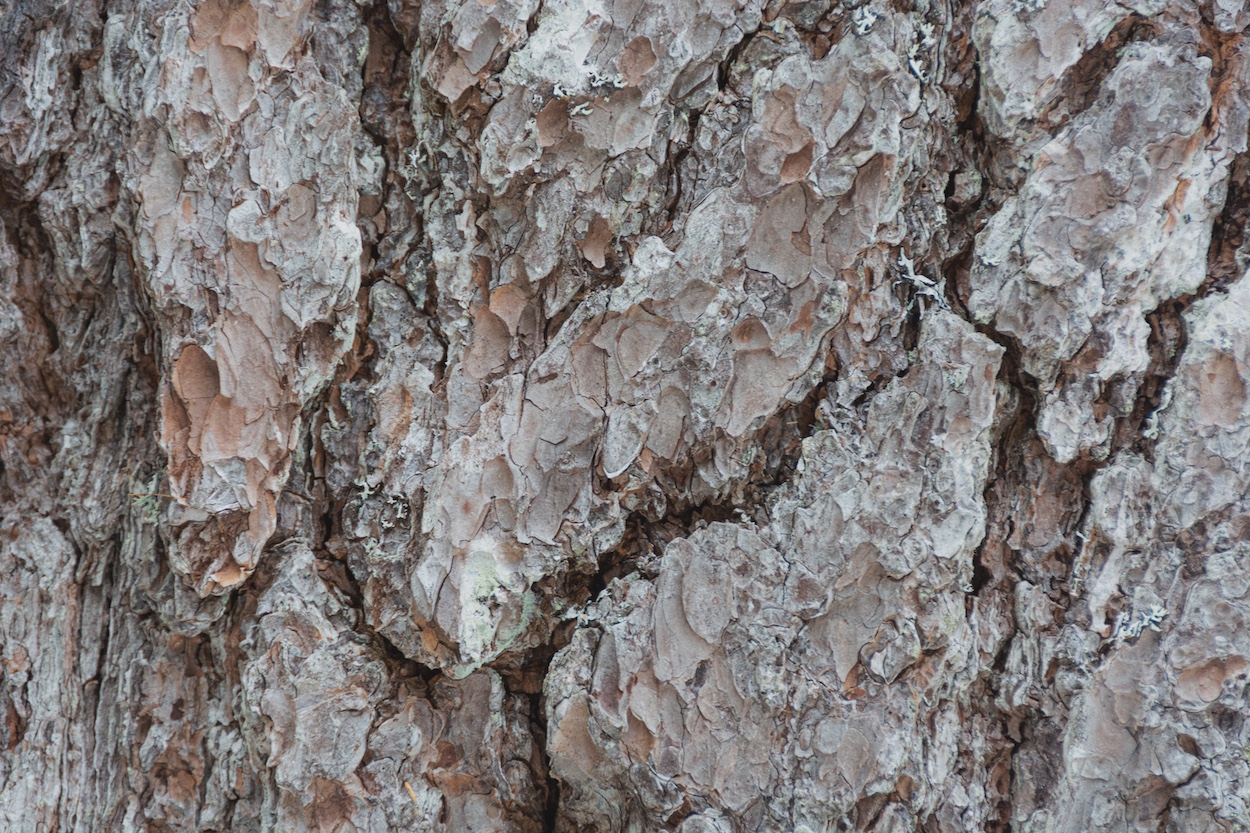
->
2;0;1250;830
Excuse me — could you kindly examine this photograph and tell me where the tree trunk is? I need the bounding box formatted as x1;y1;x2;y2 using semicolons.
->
2;0;1249;829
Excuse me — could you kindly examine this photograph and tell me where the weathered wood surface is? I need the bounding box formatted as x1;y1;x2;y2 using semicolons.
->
2;0;1249;830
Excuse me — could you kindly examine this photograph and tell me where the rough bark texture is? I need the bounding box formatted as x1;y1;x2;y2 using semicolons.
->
3;0;1250;830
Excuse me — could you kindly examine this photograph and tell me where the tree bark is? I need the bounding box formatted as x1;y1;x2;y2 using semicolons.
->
2;0;1250;830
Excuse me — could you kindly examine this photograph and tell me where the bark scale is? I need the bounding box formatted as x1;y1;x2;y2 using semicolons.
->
2;0;1249;830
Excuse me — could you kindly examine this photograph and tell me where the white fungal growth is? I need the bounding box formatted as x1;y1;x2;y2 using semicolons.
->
907;22;937;83
586;67;626;89
355;475;377;500
907;44;929;83
895;250;950;313
766;17;795;35
918;21;937;49
1141;386;1174;440
1112;603;1168;644
852;6;880;35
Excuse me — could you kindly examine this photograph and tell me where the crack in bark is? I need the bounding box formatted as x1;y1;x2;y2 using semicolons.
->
1203;138;1250;293
338;555;442;684
1035;13;1158;135
947;94;1250;833
659;16;763;236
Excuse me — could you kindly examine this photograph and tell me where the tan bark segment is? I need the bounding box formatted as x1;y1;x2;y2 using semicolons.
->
546;311;1006;830
128;0;364;592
